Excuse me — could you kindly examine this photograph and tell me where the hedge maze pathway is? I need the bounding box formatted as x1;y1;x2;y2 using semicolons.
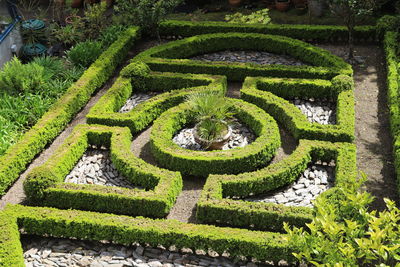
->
1;28;396;266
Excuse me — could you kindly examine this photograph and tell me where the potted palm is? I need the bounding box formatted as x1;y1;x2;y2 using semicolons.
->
186;91;234;150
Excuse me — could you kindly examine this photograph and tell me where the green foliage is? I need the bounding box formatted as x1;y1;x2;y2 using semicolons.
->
225;9;271;25
150;99;280;176
31;56;66;80
285;174;400;266
0;57;45;93
120;61;151;90
84;2;108;39
0;204;295;263
159;20;376;43
66;41;103;68
134;32;353;81
23;124;182;217
197;140;357;232
98;25;128;47
52;19;85;47
0;27;140;196
114;0;183;37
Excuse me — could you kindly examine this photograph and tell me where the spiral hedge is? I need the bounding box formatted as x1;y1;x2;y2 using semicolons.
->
0;23;377;264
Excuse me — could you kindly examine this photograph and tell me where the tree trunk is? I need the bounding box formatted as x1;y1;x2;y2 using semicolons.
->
347;16;355;60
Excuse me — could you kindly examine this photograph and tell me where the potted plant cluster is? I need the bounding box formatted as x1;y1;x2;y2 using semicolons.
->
186;91;234;150
275;0;290;11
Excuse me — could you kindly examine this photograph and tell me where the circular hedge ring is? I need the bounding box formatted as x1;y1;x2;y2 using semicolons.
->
150;98;281;176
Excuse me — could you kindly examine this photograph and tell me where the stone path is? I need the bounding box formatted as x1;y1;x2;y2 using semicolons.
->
290;98;336;125
119;93;159;113
23;236;271;267
65;147;140;189
191;50;306;66
245;162;335;207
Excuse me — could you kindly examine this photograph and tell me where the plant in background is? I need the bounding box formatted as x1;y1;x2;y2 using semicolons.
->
327;0;387;61
52;23;84;47
225;8;271;24
0;57;45;93
84;1;108;39
285;173;400;266
31;56;66;80
98;24;127;47
186;91;234;150
66;41;103;68
114;0;183;39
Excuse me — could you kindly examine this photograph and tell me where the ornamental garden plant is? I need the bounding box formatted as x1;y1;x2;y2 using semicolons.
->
0;1;400;266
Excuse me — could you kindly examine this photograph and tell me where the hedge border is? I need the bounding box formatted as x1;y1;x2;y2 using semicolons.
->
197;140;357;232
134;32;352;81
0;204;295;266
159;20;376;43
241;75;355;142
384;29;400;194
150;98;281;176
86;72;227;134
0;26;141;197
23;124;182;218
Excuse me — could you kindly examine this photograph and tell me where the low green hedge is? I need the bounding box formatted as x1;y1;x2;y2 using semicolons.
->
160;20;376;43
197;140;357;232
150;99;280;176
0;204;295;265
23;124;182;218
0;27;140;197
87;71;227;133
134;32;352;81
384;30;400;193
241;75;355;142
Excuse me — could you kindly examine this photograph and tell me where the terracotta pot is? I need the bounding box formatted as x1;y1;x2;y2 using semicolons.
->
294;3;307;15
292;0;307;6
71;0;83;8
275;0;290;12
193;121;232;151
228;0;243;7
262;0;276;9
65;15;81;24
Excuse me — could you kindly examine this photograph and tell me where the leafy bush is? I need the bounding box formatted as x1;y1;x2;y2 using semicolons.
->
0;57;45;93
85;2;108;39
225;9;271;24
114;0;183;38
66;41;103;68
285;174;400;266
31;56;66;80
98;25;127;47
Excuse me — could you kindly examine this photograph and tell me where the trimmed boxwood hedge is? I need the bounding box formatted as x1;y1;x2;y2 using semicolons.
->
87;71;227;133
0;204;296;265
134;32;353;81
23;124;182;218
384;30;400;193
150;98;281;176
0;26;141;197
197;140;357;232
241;75;355;142
159;20;376;43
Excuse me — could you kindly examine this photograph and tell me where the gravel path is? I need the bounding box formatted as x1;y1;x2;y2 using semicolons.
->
317;44;398;210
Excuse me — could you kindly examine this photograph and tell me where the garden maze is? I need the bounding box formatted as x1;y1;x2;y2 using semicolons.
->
1;26;363;266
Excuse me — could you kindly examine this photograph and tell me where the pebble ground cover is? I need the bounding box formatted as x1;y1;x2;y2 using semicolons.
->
0;20;398;267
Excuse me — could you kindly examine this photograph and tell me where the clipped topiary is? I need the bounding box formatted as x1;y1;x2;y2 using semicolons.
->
121;61;151;90
331;74;353;92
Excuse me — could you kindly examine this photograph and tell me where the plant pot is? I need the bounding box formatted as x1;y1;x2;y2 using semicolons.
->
308;0;326;17
294;3;307;15
275;0;290;12
229;0;243;7
71;0;83;8
65;15;81;24
292;0;307;6
193;121;232;151
262;0;275;9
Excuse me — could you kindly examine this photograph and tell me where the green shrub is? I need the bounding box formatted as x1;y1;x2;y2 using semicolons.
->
0;57;45;93
120;61;151;90
66;41;103;68
285;174;400;266
98;24;128;47
31;56;66;80
0;27;140;196
225;9;271;24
